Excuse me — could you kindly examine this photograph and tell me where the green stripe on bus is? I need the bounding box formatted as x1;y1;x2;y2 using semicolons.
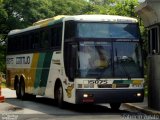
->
34;53;46;88
113;80;132;84
39;52;53;88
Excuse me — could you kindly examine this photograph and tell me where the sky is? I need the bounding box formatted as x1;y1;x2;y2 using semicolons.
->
138;0;145;2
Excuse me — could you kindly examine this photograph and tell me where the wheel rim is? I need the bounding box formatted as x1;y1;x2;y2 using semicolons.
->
57;86;63;105
20;82;25;97
16;83;20;96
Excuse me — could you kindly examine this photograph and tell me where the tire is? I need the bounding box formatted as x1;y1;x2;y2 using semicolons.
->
19;80;26;100
55;83;64;108
15;82;20;99
110;103;121;110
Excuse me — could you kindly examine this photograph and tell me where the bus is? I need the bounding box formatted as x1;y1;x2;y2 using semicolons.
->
6;15;144;109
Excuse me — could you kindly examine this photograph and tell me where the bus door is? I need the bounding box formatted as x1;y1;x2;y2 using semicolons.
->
64;42;78;81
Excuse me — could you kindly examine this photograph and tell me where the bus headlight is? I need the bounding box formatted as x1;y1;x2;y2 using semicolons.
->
83;93;93;98
83;94;88;98
137;93;142;97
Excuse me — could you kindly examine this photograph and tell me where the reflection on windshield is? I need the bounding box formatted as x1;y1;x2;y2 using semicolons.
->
78;42;111;78
77;41;143;78
113;42;143;78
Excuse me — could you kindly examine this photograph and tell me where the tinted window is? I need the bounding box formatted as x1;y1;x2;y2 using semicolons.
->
40;30;49;48
51;24;62;48
64;21;76;40
77;23;139;39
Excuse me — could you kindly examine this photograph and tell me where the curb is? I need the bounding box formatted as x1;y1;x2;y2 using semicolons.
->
124;103;160;116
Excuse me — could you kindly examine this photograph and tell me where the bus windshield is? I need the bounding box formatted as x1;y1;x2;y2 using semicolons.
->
77;23;139;39
77;41;143;78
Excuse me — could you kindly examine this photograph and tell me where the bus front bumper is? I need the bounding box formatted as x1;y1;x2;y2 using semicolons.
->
76;89;144;104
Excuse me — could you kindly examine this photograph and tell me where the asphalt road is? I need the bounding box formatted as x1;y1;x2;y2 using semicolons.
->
0;88;149;120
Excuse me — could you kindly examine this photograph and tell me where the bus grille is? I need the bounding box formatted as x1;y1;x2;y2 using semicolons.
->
98;84;129;88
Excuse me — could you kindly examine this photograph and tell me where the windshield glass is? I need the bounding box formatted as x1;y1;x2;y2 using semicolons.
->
77;41;143;78
113;42;143;78
77;23;139;39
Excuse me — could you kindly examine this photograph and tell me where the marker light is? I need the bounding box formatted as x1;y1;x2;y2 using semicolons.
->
137;93;141;97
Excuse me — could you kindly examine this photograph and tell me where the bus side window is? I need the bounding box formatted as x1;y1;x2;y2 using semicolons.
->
30;32;39;50
7;37;12;53
19;36;23;52
51;28;56;47
56;26;62;47
51;24;62;48
64;21;76;41
15;37;20;52
30;33;35;49
148;26;159;54
40;30;49;49
34;32;39;49
11;37;15;52
64;43;78;81
25;35;30;51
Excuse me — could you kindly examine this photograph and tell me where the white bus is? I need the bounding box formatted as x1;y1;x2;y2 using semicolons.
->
6;15;144;110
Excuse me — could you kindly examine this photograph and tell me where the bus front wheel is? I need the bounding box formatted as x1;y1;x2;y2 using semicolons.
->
55;83;64;108
110;103;121;110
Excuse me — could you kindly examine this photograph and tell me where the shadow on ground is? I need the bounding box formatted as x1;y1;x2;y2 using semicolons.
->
5;96;131;115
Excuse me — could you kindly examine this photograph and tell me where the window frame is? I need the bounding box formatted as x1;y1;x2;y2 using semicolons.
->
148;26;160;54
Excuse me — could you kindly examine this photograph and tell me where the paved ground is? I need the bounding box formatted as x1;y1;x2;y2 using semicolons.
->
0;88;160;120
124;98;160;116
1;88;16;98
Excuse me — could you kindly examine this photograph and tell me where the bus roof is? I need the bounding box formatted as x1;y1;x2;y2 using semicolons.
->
63;15;138;23
8;15;138;36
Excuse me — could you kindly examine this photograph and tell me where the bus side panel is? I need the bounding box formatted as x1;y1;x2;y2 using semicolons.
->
44;52;76;104
33;52;53;96
6;53;36;94
45;52;62;99
26;53;39;94
6;69;16;90
6;52;54;96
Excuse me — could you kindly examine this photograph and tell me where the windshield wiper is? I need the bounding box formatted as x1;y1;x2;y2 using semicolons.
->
115;49;131;80
119;62;131;80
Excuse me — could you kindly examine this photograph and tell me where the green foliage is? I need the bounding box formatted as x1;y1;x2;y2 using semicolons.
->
111;0;139;17
88;0;139;17
0;0;8;35
0;44;5;73
50;0;87;15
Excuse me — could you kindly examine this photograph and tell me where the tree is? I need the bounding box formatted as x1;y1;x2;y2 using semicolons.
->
0;0;8;43
111;0;139;17
50;0;88;15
